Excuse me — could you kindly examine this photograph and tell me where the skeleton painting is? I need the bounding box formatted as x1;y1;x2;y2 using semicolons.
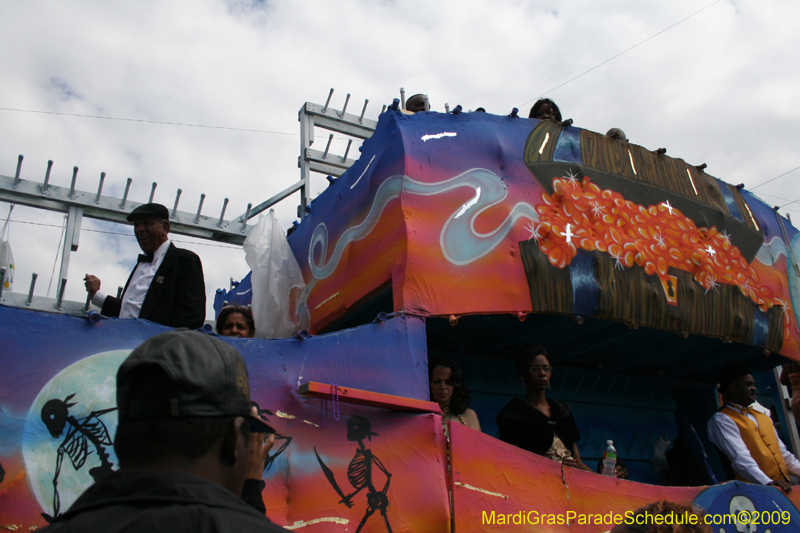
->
39;394;116;522
315;415;393;533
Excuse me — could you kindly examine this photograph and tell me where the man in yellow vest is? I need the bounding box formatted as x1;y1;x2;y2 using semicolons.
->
707;363;800;492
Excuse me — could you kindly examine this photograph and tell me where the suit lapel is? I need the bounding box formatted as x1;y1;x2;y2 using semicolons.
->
140;243;176;318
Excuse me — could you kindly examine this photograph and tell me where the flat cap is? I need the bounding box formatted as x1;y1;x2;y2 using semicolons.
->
127;203;169;222
117;330;251;422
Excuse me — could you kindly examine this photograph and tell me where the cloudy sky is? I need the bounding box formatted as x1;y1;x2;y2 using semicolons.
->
1;0;798;320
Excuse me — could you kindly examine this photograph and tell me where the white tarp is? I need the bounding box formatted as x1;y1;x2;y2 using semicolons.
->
0;240;13;291
243;210;305;339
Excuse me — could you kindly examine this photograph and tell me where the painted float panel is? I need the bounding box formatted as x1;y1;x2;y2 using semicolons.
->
288;110;800;360
0;306;449;531
4;305;800;531
449;422;800;532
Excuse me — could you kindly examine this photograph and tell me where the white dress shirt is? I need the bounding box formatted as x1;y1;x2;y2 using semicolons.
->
707;402;800;485
92;239;170;318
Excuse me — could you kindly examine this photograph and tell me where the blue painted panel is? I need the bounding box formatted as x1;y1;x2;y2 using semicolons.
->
213;271;253;318
714;178;745;223
570;249;599;316
553;126;583;164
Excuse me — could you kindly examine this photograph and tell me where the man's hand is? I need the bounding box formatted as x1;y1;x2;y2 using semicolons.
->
84;274;101;299
768;479;792;492
561;457;579;469
246;406;275;480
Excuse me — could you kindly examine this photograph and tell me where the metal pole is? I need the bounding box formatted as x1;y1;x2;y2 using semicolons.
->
359;99;369;123
57;205;83;292
119;178;133;209
341;139;352;163
194;194;206;224
26;272;38;306
338;93;351;118
321;88;334;113
54;278;67;309
299;106;314;219
95;172;106;204
217;198;229;227
68;166;79;199
322;134;333;159
13;155;23;188
172;189;182;218
149;182;158;203
42;160;53;194
240;203;252;233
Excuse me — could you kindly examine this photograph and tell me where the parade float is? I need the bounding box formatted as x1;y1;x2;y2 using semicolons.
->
3;92;800;531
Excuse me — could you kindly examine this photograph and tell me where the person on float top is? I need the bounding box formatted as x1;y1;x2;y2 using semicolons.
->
405;93;428;113
217;305;256;338
605;127;628;142
84;203;206;330
44;330;284;532
496;345;593;472
429;357;481;432
707;363;800;492
528;98;562;122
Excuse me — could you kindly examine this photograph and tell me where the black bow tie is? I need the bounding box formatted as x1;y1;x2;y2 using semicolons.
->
138;253;154;264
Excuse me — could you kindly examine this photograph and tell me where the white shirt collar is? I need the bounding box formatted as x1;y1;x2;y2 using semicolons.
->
151;238;171;265
725;401;754;413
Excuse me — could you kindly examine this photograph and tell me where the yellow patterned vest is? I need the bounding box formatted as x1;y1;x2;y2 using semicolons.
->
721;405;789;482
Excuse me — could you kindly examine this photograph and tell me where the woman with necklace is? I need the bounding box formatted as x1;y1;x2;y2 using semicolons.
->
429;357;481;431
496;345;592;471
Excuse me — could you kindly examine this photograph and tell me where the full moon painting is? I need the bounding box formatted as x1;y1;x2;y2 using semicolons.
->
22;350;130;519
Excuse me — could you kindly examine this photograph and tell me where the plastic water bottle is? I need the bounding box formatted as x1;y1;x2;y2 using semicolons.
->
602;440;617;477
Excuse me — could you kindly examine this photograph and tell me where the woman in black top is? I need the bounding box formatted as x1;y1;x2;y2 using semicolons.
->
496;345;592;471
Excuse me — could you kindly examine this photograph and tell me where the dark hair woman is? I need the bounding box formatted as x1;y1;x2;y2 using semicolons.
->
216;306;256;338
496;345;592;471
429;357;481;431
528;98;562;122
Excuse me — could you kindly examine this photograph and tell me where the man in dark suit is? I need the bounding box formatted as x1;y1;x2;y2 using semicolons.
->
84;203;206;329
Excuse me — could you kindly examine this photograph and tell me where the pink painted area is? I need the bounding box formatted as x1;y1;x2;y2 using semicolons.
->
450;423;708;533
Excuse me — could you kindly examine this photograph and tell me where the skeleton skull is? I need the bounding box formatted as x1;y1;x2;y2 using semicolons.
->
729;495;758;533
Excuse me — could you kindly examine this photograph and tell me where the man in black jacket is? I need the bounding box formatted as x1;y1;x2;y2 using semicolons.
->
44;330;285;532
84;203;206;329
